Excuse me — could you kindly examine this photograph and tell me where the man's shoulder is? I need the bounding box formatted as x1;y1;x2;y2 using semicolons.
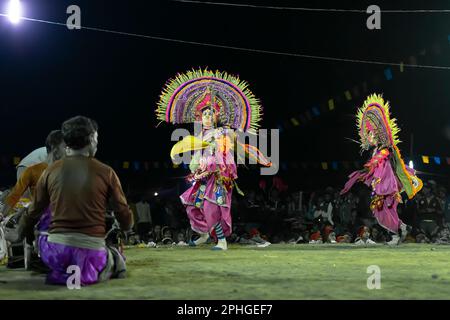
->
28;162;48;171
89;158;116;174
20;161;48;177
18;147;47;167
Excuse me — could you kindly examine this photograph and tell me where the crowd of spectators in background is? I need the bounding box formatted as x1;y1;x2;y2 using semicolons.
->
123;177;450;247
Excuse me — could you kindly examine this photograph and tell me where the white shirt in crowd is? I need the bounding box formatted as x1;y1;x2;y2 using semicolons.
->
136;201;152;224
17;147;48;168
314;202;334;225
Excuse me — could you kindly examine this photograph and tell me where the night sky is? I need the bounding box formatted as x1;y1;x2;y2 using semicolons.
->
0;0;449;188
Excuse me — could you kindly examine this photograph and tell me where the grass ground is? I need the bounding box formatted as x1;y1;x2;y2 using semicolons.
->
0;243;450;300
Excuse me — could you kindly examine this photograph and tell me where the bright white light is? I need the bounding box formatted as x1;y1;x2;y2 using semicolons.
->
154;192;158;196
7;0;22;24
408;160;414;169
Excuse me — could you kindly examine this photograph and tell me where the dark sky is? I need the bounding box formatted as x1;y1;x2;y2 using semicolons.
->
0;0;449;167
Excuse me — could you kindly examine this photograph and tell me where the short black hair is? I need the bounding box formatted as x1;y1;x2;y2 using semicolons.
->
45;130;64;154
62;116;98;150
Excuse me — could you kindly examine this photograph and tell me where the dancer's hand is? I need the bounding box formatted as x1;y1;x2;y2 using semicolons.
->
199;157;207;171
214;127;224;139
194;170;210;180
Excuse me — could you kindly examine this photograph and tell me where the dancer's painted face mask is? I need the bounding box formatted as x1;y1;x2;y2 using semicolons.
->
201;109;214;129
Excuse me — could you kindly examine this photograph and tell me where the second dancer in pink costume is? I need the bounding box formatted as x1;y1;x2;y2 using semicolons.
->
341;94;423;245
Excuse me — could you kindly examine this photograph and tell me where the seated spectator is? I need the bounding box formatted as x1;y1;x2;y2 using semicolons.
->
19;116;132;286
322;225;336;243
309;229;323;244
1;130;65;218
336;233;353;243
371;225;388;243
161;226;174;245
175;231;188;246
354;226;376;245
416;233;431;243
150;225;162;244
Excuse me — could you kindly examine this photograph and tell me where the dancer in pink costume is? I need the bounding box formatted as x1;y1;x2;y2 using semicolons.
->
341;94;423;245
156;69;271;250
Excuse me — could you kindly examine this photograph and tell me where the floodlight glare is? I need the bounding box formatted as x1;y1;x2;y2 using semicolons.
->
7;0;22;24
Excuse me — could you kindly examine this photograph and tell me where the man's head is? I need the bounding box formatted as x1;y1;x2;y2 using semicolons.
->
45;130;65;162
62;116;99;156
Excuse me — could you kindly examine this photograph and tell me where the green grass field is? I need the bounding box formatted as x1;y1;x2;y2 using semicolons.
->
1;243;450;300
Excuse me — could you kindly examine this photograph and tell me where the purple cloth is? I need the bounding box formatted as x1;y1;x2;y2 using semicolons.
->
37;207;52;232
341;170;368;195
341;151;402;233
38;235;107;286
373;158;399;196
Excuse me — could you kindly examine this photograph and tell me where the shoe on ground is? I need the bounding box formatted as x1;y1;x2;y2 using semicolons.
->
256;241;271;248
192;233;209;246
400;224;410;242
212;239;227;251
387;235;400;246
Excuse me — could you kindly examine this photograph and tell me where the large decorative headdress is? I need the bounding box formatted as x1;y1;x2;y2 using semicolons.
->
356;93;400;151
156;69;262;133
357;93;423;199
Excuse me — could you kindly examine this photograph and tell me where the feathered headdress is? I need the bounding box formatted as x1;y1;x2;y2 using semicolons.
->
156;68;262;133
357;93;423;199
356;93;400;151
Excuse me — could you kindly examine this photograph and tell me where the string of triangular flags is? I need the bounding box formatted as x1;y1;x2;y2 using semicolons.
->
275;155;450;172
1;154;448;172
277;35;450;132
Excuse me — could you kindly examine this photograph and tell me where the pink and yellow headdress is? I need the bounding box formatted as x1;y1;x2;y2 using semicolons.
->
156;68;262;133
356;93;422;199
356;93;400;151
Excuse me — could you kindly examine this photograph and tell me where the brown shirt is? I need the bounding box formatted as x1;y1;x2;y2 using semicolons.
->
27;155;132;238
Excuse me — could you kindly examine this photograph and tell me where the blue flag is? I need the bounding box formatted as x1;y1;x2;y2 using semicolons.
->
384;68;393;80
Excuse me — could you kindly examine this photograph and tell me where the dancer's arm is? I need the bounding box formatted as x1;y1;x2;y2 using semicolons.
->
189;152;201;173
1;168;33;216
19;172;50;240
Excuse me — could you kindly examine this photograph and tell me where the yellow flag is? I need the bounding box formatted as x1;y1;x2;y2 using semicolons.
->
422;156;429;164
344;91;352;101
291;118;300;126
321;162;328;170
123;161;130;169
328;99;335;111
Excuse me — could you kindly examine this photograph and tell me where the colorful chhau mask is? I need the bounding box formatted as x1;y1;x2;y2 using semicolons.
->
194;87;221;124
